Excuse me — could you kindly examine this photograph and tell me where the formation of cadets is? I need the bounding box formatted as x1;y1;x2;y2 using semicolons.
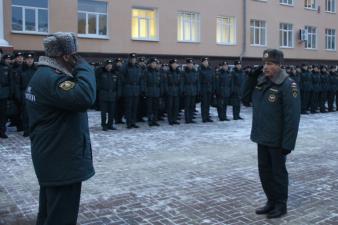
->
1;51;338;137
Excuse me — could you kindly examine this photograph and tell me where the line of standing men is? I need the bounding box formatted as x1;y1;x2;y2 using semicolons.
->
94;53;246;131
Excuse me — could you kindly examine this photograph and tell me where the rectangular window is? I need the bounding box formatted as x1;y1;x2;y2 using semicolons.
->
304;0;317;9
280;0;294;6
131;8;158;41
250;20;266;46
325;28;336;50
216;16;236;45
280;23;293;48
325;0;336;12
78;0;108;37
11;0;48;33
304;26;317;49
177;12;200;42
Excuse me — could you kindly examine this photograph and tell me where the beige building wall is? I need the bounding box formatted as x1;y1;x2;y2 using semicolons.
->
3;0;338;61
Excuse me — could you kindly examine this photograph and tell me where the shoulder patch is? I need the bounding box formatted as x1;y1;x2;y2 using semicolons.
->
291;82;298;98
59;80;75;91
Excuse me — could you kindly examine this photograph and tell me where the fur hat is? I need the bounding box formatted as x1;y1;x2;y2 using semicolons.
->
262;49;284;65
43;32;78;57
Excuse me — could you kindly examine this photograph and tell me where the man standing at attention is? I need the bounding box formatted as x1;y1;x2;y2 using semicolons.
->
242;49;301;219
25;32;96;225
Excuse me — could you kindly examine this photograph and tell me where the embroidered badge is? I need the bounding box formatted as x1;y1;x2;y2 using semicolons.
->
291;82;298;98
59;81;75;91
268;94;277;102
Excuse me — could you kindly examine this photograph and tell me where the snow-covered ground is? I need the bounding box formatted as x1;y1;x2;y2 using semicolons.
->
1;106;338;225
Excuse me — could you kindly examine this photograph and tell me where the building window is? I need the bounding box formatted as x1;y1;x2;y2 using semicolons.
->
325;28;336;50
216;17;236;45
280;23;293;48
177;12;200;43
304;26;317;49
131;8;158;41
11;0;48;33
78;0;108;37
280;0;294;6
304;0;317;9
325;0;336;13
250;20;266;46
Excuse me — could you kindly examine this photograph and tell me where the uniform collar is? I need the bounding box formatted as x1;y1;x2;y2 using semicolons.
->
257;69;289;86
37;56;73;77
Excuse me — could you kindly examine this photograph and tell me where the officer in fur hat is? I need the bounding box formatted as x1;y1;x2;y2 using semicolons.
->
242;49;301;219
25;32;96;225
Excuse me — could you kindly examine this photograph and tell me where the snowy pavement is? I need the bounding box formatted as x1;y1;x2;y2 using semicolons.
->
1;106;338;225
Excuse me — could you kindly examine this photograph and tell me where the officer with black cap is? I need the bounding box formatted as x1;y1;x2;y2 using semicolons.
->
144;58;162;126
182;58;199;123
319;65;329;113
20;53;37;137
242;49;301;219
215;61;231;121
137;56;147;122
166;59;182;125
0;54;13;138
97;59;121;131
300;64;313;114
199;57;214;122
114;57;126;124
311;65;321;113
122;53;144;129
328;65;337;112
230;60;244;120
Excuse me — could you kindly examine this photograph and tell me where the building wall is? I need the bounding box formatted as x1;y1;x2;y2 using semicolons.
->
3;0;338;62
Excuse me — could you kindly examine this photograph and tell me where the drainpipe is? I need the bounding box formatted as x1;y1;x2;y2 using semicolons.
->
240;0;247;62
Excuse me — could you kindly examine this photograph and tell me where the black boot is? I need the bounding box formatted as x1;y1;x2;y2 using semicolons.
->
255;202;275;215
267;205;287;219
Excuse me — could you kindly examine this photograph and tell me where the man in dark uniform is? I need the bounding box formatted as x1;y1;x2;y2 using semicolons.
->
215;61;231;121
166;59;181;125
25;32;96;225
328;66;337;112
144;58;162;126
137;57;147;122
199;57;214;123
300;64;313;114
97;59;121;131
182;58;199;124
319;66;329;113
242;49;301;219
311;65;321;113
230;60;244;120
122;53;144;129
20;53;37;137
114;58;126;124
0;55;12;138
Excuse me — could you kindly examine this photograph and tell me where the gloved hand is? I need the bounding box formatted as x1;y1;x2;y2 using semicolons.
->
281;149;292;155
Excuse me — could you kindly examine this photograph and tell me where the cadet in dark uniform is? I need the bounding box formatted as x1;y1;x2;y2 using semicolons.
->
0;55;12;138
242;49;301;219
25;32;96;225
166;59;181;125
319;66;329;113
328;66;337;112
20;53;37;137
311;65;321;113
300;64;313;114
331;66;338;110
230;61;244;120
144;58;162;126
199;57;214;122
122;53;144;129
215;61;231;121
97;59;121;131
137;57;147;122
182;58;199;124
114;58;126;124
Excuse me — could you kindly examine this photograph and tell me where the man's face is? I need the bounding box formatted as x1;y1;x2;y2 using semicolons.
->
187;63;193;70
116;62;122;67
5;58;11;65
105;64;113;71
16;56;24;64
130;58;136;65
302;66;308;71
263;61;281;78
25;58;34;66
202;61;209;67
150;62;157;69
171;63;178;70
222;64;228;71
236;64;242;70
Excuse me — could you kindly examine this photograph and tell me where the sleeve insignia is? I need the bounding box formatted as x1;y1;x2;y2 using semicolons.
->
59;80;75;91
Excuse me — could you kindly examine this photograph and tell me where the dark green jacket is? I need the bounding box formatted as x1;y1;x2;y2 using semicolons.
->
242;70;301;151
166;68;182;97
0;63;12;99
311;72;321;92
332;72;338;92
320;73;330;92
231;68;244;97
215;68;231;98
122;63;144;97
96;68;122;101
182;67;200;96
20;64;37;102
300;70;313;92
26;57;96;187
144;67;163;98
199;65;214;95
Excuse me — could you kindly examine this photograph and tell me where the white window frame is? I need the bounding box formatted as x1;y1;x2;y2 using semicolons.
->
304;0;317;10
250;20;267;47
11;4;49;34
78;1;108;39
216;16;237;45
280;0;294;6
131;8;159;41
325;28;336;51
304;26;317;50
325;0;336;13
177;11;201;43
279;23;294;48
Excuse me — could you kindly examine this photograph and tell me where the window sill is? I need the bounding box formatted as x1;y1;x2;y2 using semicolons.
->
131;38;160;42
280;46;294;49
304;7;317;11
217;43;237;46
78;34;110;40
325;49;336;52
250;44;267;48
11;31;48;36
280;3;294;7
324;11;336;14
177;40;201;44
304;48;318;51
